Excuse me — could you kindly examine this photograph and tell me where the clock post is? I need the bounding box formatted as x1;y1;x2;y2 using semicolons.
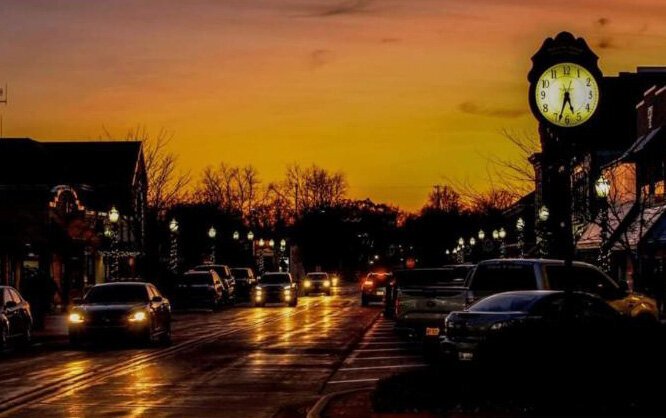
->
527;32;602;264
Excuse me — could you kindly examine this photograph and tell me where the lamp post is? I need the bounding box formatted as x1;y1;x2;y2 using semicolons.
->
537;205;550;258
279;239;287;272
457;237;465;263
516;217;526;258
595;175;611;273
498;227;507;258
169;218;179;274
108;206;120;280
208;226;217;264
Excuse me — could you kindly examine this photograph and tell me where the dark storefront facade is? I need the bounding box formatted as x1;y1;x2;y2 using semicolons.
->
0;138;147;308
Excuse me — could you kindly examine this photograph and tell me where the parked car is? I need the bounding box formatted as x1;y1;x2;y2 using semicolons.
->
464;259;659;321
230;267;256;298
253;273;298;307
1;286;33;347
68;282;171;346
440;290;632;366
173;270;225;310
361;272;392;306
302;272;332;296
192;264;235;304
389;266;472;359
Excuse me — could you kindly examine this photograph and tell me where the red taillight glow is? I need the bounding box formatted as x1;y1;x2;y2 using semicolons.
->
363;280;374;287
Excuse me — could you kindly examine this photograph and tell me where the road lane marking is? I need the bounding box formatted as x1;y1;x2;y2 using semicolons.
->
338;364;427;371
346;355;422;361
354;348;413;352
328;378;380;384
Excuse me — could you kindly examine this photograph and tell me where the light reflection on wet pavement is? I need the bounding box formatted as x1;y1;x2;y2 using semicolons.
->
0;285;379;417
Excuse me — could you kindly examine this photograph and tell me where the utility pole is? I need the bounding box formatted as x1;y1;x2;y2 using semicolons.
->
0;83;7;139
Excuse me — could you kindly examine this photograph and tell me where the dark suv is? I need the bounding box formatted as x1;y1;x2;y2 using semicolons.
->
192;264;235;304
361;272;392;306
231;268;256;298
173;270;225;310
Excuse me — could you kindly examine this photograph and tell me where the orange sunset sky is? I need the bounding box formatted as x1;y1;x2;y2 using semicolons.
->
2;0;666;211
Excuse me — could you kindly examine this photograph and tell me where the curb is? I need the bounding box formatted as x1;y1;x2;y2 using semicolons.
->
307;387;374;418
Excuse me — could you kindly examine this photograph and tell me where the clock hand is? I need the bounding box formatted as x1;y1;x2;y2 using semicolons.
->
559;94;567;121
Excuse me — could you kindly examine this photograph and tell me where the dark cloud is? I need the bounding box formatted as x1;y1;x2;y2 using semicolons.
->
459;102;527;119
319;0;373;17
597;37;619;49
309;49;335;70
597;17;610;27
381;38;401;44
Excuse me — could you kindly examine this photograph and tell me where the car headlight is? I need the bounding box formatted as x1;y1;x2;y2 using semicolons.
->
323;280;331;287
332;277;339;286
128;311;147;322
68;312;84;324
489;321;511;331
283;285;291;290
304;280;311;288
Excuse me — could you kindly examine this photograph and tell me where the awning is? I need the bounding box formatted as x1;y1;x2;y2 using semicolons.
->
619;126;664;161
576;202;634;250
612;204;666;250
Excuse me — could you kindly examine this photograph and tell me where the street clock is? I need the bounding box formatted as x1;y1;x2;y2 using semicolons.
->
528;32;602;130
535;62;600;127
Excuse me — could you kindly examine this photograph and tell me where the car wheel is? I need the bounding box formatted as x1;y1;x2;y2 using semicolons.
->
361;295;369;307
21;323;32;346
1;325;8;348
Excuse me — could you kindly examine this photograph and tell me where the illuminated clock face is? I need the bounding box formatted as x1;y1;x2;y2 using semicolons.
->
535;62;599;127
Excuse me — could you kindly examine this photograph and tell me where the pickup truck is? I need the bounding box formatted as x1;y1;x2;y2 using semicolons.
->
392;266;473;338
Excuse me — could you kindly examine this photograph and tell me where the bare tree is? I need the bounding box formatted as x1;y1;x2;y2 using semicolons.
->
191;163;262;223
484;129;540;196
101;125;190;216
424;184;461;213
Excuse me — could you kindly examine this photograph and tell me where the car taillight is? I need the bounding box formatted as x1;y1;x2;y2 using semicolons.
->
363;280;374;287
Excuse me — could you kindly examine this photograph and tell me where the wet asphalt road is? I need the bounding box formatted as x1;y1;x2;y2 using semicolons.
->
0;284;380;418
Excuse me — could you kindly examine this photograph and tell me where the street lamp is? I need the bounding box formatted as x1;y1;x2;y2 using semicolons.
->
169;218;179;274
516;217;526;258
233;230;240;241
247;231;254;241
108;206;120;280
208;226;217;263
469;237;476;247
258;238;265;247
492;229;499;240
269;239;275;248
478;229;485;240
498;228;507;258
537;205;550;258
595;175;611;272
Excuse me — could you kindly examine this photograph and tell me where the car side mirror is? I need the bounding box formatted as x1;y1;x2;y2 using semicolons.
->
72;297;83;305
151;296;163;303
4;300;17;309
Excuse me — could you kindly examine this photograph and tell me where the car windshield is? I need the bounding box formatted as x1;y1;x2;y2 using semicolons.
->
259;274;290;284
193;265;229;278
470;264;537;292
394;268;468;287
307;273;328;280
231;269;250;279
179;273;213;285
84;285;148;304
469;293;543;312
